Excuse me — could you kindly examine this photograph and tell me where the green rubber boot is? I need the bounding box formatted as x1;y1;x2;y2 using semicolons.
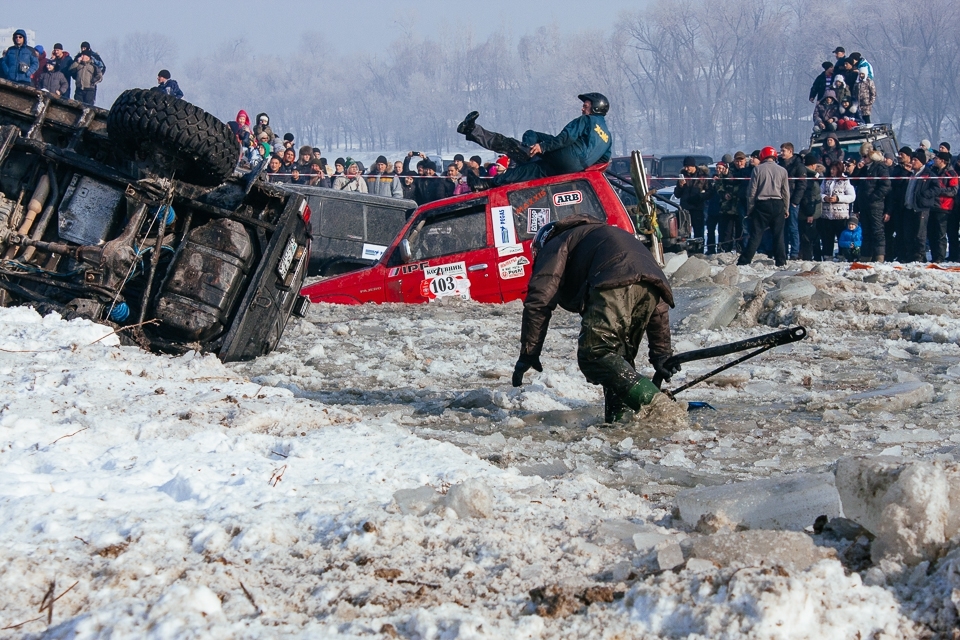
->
624;378;660;410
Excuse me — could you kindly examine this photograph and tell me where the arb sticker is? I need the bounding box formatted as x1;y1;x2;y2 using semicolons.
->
420;262;471;300
498;256;530;280
553;191;582;207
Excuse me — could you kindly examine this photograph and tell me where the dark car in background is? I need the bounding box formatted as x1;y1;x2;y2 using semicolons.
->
280;185;416;277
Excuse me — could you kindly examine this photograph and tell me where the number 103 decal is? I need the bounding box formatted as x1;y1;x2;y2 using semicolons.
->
419;262;472;300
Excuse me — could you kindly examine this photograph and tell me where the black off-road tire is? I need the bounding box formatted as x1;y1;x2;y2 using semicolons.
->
107;89;239;187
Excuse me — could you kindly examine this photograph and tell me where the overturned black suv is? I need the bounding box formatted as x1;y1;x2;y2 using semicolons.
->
0;80;310;361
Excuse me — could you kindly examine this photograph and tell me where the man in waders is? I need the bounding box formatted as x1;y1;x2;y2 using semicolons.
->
512;216;680;422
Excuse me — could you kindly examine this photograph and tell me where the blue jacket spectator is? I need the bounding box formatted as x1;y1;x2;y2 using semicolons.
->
152;69;183;99
1;30;39;85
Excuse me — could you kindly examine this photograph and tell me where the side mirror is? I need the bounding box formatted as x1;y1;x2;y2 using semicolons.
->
399;239;412;263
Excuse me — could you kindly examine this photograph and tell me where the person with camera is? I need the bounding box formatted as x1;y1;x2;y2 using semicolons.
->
456;92;613;188
1;30;39;86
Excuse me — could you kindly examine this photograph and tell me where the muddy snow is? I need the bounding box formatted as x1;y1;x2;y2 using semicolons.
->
2;254;960;638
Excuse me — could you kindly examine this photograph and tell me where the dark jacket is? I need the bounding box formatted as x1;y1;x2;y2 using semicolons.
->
820;133;844;169
856;160;891;211
1;30;39;84
36;69;68;97
52;52;73;94
153;79;183;99
924;165;958;212
813;93;840;130
887;163;911;216
69;59;103;90
809;70;832;102
673;168;712;213
713;174;740;217
779;155;806;207
520;215;673;359
413;176;446;206
730;164;753;206
540;114;613;171
799;166;823;219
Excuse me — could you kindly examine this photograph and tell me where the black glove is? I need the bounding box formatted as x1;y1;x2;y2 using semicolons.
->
512;354;543;387
650;353;680;382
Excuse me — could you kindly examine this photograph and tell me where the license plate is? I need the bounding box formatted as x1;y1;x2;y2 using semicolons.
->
277;237;298;279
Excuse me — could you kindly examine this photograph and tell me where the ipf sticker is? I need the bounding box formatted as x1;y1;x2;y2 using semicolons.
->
498;256;530;280
527;208;550;233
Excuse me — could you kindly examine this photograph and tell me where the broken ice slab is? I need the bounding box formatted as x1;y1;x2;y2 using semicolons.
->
846;381;934;412
688;530;835;571
835;456;960;565
393;486;442;516
876;428;940;444
676;473;842;531
669;256;712;286
670;284;743;331
661;252;688;276
517;460;571;478
655;542;685;571
443;479;492;518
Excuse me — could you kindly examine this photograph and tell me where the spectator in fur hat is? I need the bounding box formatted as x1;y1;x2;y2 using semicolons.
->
297;146;314;172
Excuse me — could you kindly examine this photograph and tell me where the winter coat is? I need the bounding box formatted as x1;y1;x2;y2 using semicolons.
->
365;173;403;199
68;59;103;90
838;224;862;249
673;169;712;213
539;114;613;171
35;69;68;97
79;49;106;75
31;51;46;86
730;164;753;205
332;175;368;193
413;176;446;205
924;165;958;211
855;58;874;80
821;178;856;220
253;113;276;144
858;77;876;115
799;167;823;219
809;70;832;102
519;215;673;360
820;134;845;169
229;110;253;146
814;93;840;130
887;163;912;215
52;52;73;94
713;174;740;217
153;79;183;99
1;30;39;84
831;78;851;105
401;177;416;201
779;155;806;207
856;160;891;211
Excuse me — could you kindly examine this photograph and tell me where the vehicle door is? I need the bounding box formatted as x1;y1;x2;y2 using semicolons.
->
499;178;608;302
384;197;501;303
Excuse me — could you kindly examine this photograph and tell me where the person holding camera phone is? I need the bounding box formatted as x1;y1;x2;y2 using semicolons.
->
1;30;39;86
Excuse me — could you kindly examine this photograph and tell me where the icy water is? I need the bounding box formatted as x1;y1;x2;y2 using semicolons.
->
231;259;960;511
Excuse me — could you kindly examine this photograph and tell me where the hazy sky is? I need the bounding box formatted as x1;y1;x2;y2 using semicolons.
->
5;0;643;57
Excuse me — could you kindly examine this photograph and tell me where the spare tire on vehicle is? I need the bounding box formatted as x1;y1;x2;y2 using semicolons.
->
107;89;239;187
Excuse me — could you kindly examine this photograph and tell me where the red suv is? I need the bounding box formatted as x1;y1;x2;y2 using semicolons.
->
301;164;637;305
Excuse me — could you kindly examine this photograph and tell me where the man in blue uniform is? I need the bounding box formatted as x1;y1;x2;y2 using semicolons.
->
457;92;613;187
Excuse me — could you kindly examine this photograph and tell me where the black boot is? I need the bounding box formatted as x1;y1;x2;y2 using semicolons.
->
457;111;479;135
465;169;489;192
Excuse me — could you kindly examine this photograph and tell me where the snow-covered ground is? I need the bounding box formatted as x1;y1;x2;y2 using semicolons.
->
2;255;959;638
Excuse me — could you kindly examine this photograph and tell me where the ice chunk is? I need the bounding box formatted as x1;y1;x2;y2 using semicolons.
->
677;473;841;531
876;428;940;444
661;252;688;276
518;460;571;478
449;389;497;410
633;532;673;551
946;365;960;379
655;542;685;571
670;257;712;286
670;284;743;331
393;485;442;516
835;457;960;565
769;276;816;304
689;530;835;571
443;479;492;518
660;449;695;468
596;520;648;546
846;381;934;412
712;264;739;286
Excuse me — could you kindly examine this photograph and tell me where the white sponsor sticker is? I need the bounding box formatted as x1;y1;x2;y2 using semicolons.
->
527;208;551;233
497;243;524;257
553;190;583;206
498;256;530;280
361;243;387;260
421;262;471;299
491;206;517;247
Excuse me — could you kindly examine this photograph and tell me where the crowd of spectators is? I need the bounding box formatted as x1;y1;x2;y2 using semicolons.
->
239;114;514;206
810;47;877;132
1;31;110;106
685;138;959;267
